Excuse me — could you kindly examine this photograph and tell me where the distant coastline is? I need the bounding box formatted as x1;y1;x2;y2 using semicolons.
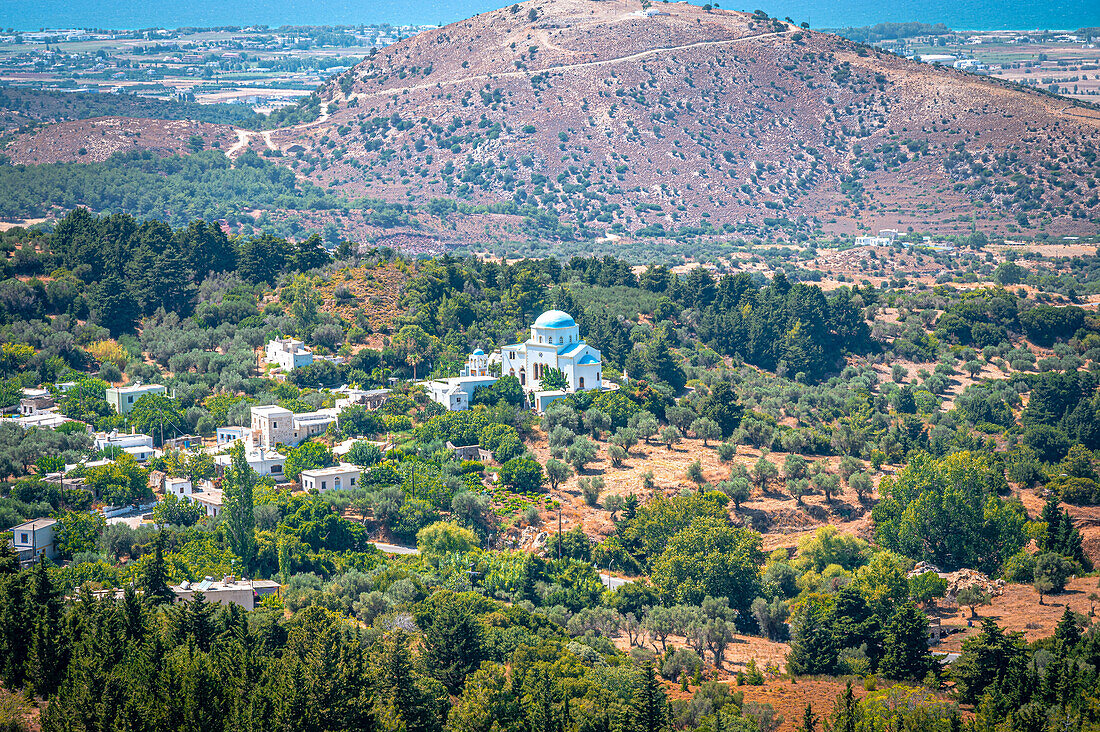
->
1;0;1097;34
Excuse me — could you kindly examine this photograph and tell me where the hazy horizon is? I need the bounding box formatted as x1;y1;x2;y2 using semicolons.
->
2;0;1097;33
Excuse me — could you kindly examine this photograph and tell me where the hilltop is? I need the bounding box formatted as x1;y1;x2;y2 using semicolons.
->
262;0;1100;244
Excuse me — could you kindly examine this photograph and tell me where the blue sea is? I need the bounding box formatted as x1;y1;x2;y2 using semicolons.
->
0;0;1096;32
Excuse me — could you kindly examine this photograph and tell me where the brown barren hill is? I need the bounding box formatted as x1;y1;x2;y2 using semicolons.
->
272;0;1100;240
8;117;239;164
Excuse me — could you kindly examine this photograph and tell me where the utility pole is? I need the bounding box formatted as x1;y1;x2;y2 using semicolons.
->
557;501;562;561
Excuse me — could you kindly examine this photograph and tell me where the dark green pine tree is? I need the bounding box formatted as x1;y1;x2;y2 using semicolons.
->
1038;496;1062;552
124;240;161;314
1056;510;1090;569
0;540;17;576
237;233;288;285
787;595;837;675
879;602;935;682
631;661;669;732
293;233;332;273
643;329;686;393
1053;606;1081;650
154;243;197;317
120;584;148;642
90;271;141;337
0;569;30;689
414;592;486;694
827;682;859;732
140;530;176;606
376;629;442;732
176;220;237;277
26;559;65;696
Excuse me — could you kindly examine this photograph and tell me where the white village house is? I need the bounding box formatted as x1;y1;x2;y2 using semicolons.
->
7;518;58;564
264;337;313;372
214;443;288;479
105;383;166;415
250;405;339;448
299;463;361;492
94;431;156;462
422;349;499;411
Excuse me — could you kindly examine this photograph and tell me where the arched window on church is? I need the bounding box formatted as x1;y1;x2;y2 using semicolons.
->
559;336;563;344
579;377;585;389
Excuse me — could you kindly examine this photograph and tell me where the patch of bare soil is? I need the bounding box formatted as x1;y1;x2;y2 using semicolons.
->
527;431;880;554
929;576;1100;654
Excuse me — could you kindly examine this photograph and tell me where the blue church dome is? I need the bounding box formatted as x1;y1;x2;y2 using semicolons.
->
533;310;576;329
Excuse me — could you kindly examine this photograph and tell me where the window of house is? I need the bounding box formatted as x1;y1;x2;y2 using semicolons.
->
272;421;277;429
127;396;134;403
350;477;357;486
272;465;283;474
19;532;28;544
321;481;327;490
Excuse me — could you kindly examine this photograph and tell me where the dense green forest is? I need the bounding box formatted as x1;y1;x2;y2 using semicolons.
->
2;210;1100;730
0;150;342;224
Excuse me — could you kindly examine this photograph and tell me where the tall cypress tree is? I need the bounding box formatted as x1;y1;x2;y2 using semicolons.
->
26;559;65;695
0;569;30;689
141;530;175;606
631;661;669;732
223;441;257;574
879;602;934;682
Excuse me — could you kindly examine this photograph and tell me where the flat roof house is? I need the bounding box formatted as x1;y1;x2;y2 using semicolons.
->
20;394;55;416
171;576;282;610
265;337;314;372
8;517;58;564
214;445;287;479
94;431;156;462
300;463;361;492
250;405;338;448
191;485;224;518
105;383;166;415
422;350;499;411
13;410;77;431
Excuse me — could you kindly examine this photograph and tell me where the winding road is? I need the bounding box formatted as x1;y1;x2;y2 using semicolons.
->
223;27;789;159
348;29;790;105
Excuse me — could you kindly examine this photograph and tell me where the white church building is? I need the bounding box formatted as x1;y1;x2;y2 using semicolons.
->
500;310;602;393
422;310;604;412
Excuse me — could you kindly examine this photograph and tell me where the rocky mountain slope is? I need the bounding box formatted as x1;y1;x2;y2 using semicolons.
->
273;0;1100;241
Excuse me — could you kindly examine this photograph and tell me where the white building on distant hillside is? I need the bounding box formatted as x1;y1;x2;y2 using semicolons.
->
106;383;166;415
422;310;604;413
422;349;499;411
299;463;361;492
501;310;602;393
214;443;287;479
265;337;314;372
94;431;155;462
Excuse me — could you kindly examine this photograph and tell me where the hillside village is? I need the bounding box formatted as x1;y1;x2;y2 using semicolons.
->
1;1;1100;731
